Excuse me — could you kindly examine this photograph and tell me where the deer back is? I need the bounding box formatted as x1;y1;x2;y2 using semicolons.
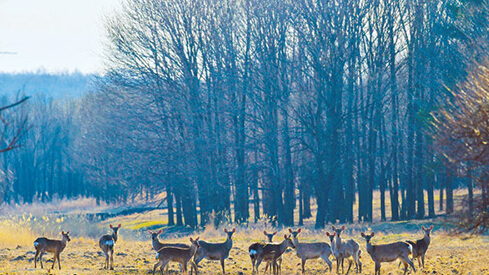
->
368;242;411;263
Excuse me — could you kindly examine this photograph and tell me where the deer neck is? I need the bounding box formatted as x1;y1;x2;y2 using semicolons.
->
225;236;233;250
278;240;290;255
190;243;199;257
335;235;342;249
365;240;373;254
112;232;118;243
292;236;300;246
423;234;430;246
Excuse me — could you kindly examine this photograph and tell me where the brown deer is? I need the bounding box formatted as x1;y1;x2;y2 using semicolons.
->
361;232;416;275
153;236;200;275
289;228;332;274
255;234;296;275
248;230;279;274
33;231;71;270
99;224;121;270
194;228;235;274
332;225;362;274
405;225;433;268
149;229;189;272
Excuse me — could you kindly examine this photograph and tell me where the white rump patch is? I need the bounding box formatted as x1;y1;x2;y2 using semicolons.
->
249;249;257;255
33;242;39;247
155;252;159;260
105;240;114;246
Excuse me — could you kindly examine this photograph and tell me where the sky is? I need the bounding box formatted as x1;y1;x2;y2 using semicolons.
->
0;0;122;74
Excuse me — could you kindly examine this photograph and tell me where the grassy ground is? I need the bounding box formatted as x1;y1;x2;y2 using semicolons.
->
1;192;488;274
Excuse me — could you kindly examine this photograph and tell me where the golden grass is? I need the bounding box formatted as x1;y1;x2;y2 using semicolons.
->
1;218;489;274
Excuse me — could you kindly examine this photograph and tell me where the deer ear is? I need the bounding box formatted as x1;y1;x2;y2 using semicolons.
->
110;224;113;229
118;224;121;228
371;232;375;237
67;231;70;234
422;226;425;230
190;237;193;242
232;228;235;232
62;231;65;234
196;236;200;241
361;232;365;237
288;228;292;233
224;228;228;233
341;225;345;230
284;234;288;239
298;228;301;233
264;231;267;235
332;226;336;230
273;231;277;235
158;229;162;234
326;232;330;236
429;225;433;230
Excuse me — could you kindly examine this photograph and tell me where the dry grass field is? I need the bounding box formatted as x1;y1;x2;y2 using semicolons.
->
1;192;488;275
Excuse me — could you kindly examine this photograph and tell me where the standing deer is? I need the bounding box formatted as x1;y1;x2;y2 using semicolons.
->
361;232;415;275
289;228;332;274
332;225;362;274
149;229;189;272
405;225;433;268
99;224;121;270
153;237;200;275
249;231;279;274
34;231;71;270
255;234;296;275
194;228;235;274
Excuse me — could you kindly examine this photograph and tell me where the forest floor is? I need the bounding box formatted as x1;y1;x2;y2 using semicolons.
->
1;191;488;274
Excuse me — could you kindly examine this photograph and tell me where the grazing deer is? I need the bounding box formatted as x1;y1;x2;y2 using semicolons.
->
249;231;279;274
153;237;200;275
149;229;189;272
405;225;433;268
289;228;332;274
332;225;362;274
255;234;296;275
33;231;71;270
194;228;235;274
99;224;121;270
361;232;416;275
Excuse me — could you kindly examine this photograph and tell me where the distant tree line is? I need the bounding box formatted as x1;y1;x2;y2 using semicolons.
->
2;0;488;229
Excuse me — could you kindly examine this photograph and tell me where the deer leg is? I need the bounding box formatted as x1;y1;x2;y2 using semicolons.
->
152;260;162;275
345;259;353;275
220;259;226;274
336;257;340;273
278;257;282;275
39;251;44;269
322;254;333;272
374;262;381;275
255;257;263;274
301;258;306;274
421;254;425;268
263;261;269;274
57;253;62;269
34;250;39;268
110;249;114;270
190;260;199;275
51;253;57;269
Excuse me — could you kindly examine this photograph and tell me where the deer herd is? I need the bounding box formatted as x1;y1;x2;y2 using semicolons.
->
32;224;433;274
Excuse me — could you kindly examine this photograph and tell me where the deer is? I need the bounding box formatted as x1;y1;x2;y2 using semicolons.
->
153;236;200;275
255;234;296;275
149;229;190;272
33;230;71;270
405;225;433;268
361;232;416;275
332;225;362;274
99;224;121;270
249;230;280;274
194;228;235;274
289;228;332;274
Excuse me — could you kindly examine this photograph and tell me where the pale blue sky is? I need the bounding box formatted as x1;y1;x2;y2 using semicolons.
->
0;0;121;74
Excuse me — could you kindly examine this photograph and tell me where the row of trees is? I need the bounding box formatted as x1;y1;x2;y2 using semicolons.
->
2;0;488;229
